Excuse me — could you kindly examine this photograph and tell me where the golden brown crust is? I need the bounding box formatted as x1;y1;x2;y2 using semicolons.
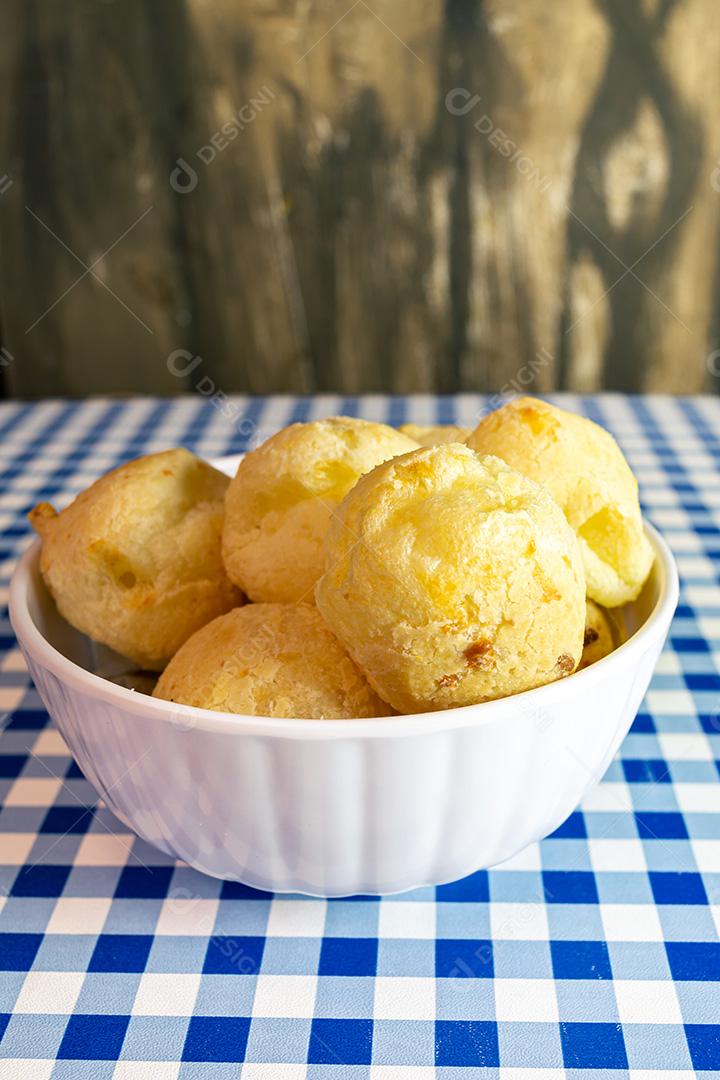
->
467;397;654;607
398;423;471;447
315;443;586;713
27;502;58;535
222;417;418;603
153;603;391;719
30;448;242;669
579;599;622;669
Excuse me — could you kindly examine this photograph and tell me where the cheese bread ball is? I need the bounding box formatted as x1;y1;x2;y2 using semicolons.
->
222;417;417;603
398;423;471;446
315;444;586;713
29;449;241;670
153;603;390;719
467;397;654;607
580;600;621;669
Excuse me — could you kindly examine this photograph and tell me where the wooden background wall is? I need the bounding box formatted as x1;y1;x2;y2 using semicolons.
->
1;0;719;398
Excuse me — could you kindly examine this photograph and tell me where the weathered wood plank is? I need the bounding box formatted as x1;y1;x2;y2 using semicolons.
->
0;0;193;396
0;0;718;396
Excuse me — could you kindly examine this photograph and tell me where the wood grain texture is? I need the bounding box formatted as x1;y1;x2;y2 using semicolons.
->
1;0;718;396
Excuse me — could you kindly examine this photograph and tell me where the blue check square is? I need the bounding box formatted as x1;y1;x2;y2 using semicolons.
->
202;936;265;975
436;939;494;979
436;870;489;902
649;871;708;905
89;934;154;973
0;755;26;779
635;811;688;839
114;866;174;899
666;942;720;980
40;806;94;834
219;880;272;900
318;936;378;976
630;712;655;733
548;812;587;839
560;1022;628;1069
542;871;598;904
10;864;71;897
57;1014;131;1060
685;1024;720;1070
0;933;43;970
308;1018;373;1065
684;673;720;691
550;940;611;980
182;1016;251;1062
4;711;47;731
622;759;671;783
435;1020;500;1066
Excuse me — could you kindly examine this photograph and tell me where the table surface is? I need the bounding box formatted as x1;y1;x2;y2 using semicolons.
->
0;394;719;1079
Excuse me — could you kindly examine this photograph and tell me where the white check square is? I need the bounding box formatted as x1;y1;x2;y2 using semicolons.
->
373;976;435;1020
371;1070;437;1079
241;1067;308;1080
378;901;436;939
0;833;37;865
645;689;696;715
674;784;720;813
252;974;317;1018
0;687;27;714
494;978;558;1022
613;979;683;1024
265;898;326;937
691;839;720;872
0;1063;55;1080
132;972;201;1016
658;732;713;761
155;896;219;937
600;903;664;941
654;652;682;675
676;555;716;580
0;648;27;673
499;1070;565;1080
113;1064;181;1080
13;970;85;1014
74;832;137;867
698;616;720;639
47;897;112;935
490;902;550;941
31;728;69;756
589;838;648;872
4;777;62;807
581;782;633;812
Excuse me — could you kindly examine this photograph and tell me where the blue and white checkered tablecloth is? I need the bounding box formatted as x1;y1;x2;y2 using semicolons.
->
0;394;719;1079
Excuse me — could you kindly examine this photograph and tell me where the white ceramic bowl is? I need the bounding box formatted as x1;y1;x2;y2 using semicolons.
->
9;455;678;896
